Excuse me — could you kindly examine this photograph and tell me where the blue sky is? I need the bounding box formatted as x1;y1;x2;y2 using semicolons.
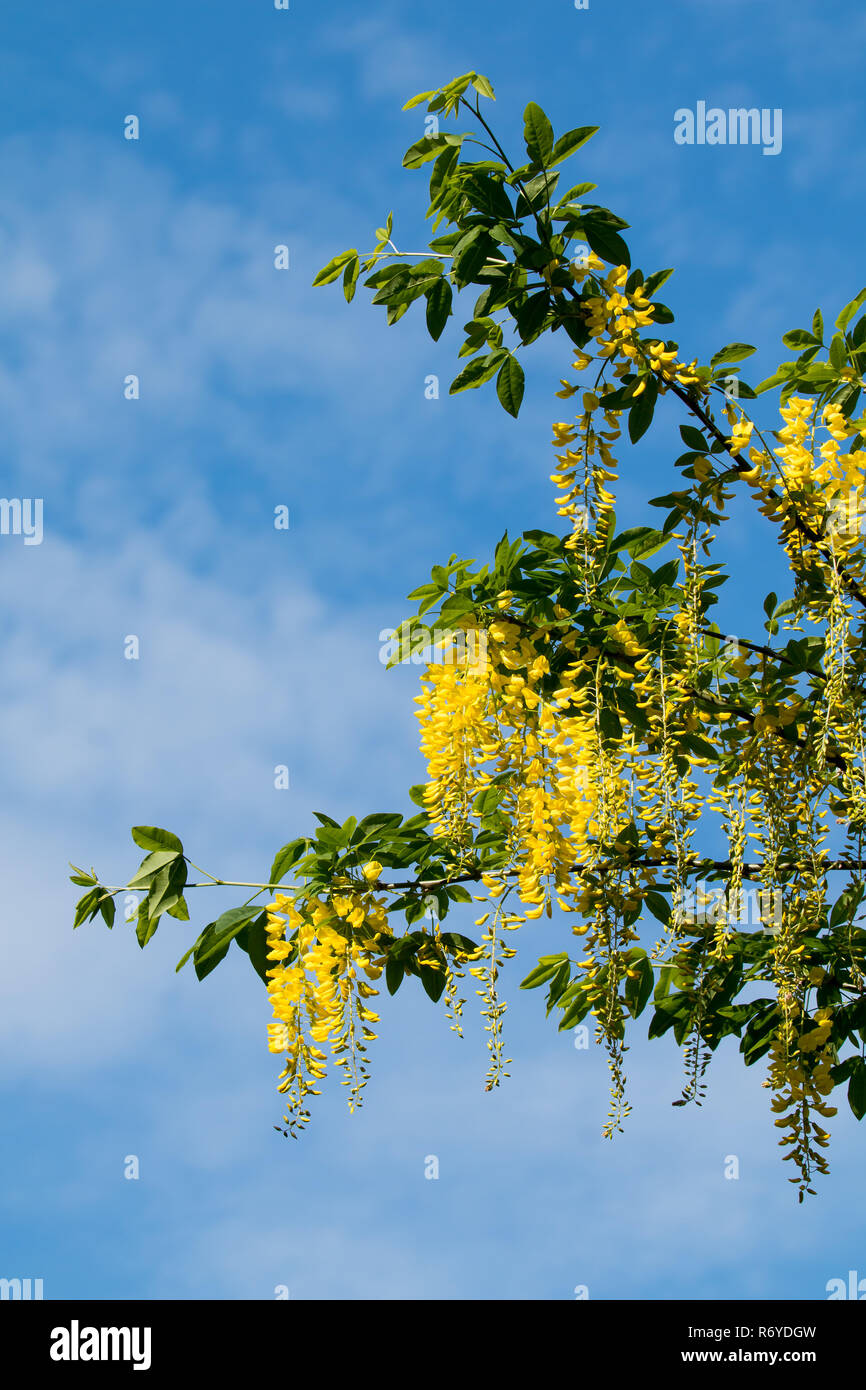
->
1;0;865;1301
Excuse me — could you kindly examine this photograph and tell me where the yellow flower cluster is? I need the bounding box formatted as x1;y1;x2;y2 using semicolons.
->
416;620;608;916
582;264;657;359
550;404;621;555
743;397;866;568
768;1025;836;1200
265;888;387;1134
413;587;719;1115
645;341;703;389
568;261;704;391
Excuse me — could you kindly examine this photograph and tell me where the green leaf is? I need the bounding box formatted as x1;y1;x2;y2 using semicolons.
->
449;351;506;395
648;301;674;325
471;74;496;100
680;425;709;451
444;887;474;909
521;954;568;989
386;955;406;995
642;891;671;924
147;856;188;918
514;172;559;217
440;930;479;952
643;268;674;297
453;230;496;284
402;89;437;111
558;993;593;1031
419;960;447;1002
269;839;307;887
374;212;393;242
755;369;793;394
610;525;667;560
193;925;231;981
829;333;847;370
342;253;360;303
582;215;630;268
461;172;515;222
73;887;103;928
550;126;598;166
131;826;183;854
625;956;654;1018
128;849;180;888
836;288;866;334
205;907;260;951
710;343;756;369
136;901;159;949
781;329;819;350
69;863;97;886
403;133;464;170
523;102;554;165
848;1057;866;1121
627;377;658;443
193;907;261;981
428;143;461;206
175;941;196;973
355;812;404;836
425;277;452;341
812;308;824;340
514;290;551;343
312;250;357;288
496;355;525;417
680;733;719;762
235;913;272;986
799;363;838;386
545;961;571;1012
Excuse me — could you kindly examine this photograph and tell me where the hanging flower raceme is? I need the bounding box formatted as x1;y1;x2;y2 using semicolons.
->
265;887;388;1136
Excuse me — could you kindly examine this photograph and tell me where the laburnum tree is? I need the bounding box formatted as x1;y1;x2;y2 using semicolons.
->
72;73;866;1200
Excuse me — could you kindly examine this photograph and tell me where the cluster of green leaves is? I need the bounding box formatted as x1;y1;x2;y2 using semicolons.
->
758;291;866;435
73;826;189;941
73;827;272;983
315;71;673;418
72;810;482;1001
315;69;866;480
